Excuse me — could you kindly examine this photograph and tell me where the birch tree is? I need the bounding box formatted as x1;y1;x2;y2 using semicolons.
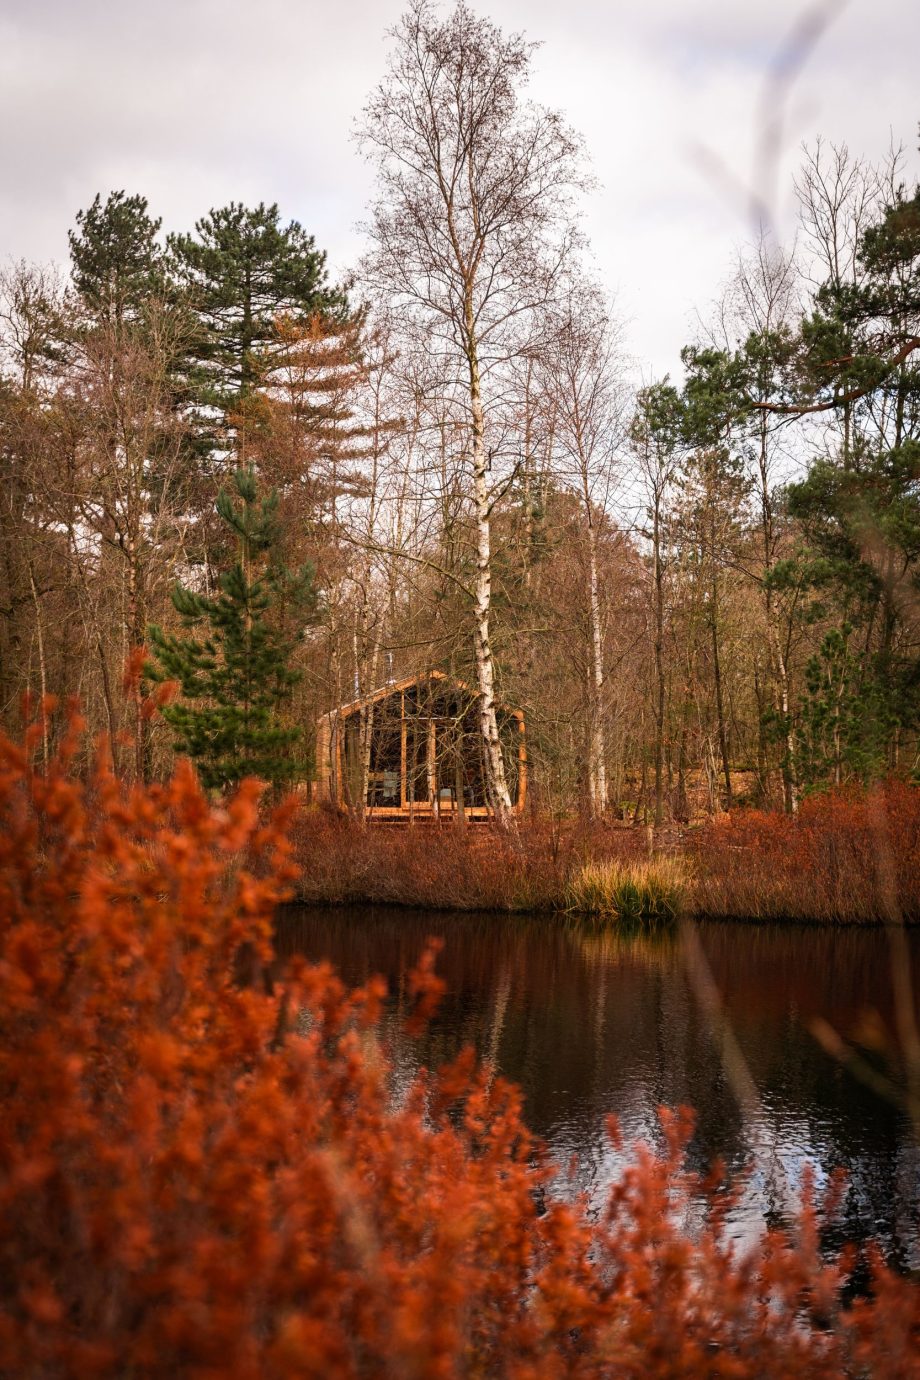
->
358;0;586;823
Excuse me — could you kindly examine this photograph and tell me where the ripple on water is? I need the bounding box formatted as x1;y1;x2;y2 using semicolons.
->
275;906;920;1267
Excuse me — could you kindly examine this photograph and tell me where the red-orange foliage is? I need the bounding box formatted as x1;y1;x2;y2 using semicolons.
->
691;781;920;923
2;715;919;1377
289;808;648;912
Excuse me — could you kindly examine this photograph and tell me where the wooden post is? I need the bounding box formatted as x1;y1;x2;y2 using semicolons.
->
400;692;407;809
516;712;527;814
428;717;438;816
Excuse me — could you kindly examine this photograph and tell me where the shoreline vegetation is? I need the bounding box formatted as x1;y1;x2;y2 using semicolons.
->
289;780;920;926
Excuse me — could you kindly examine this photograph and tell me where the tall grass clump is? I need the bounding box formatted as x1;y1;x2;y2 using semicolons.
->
564;855;689;926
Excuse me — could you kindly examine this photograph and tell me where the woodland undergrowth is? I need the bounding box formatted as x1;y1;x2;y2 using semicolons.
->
690;782;920;924
292;783;920;925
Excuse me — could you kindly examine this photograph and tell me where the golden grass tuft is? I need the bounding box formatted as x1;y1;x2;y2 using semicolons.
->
564;855;689;926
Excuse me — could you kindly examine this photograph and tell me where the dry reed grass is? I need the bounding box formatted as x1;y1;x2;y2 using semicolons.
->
564;856;690;925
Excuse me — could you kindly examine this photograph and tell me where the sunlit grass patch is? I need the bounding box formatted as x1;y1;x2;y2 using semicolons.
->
564;855;689;926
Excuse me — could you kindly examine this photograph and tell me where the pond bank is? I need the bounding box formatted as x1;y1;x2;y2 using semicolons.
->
288;782;920;925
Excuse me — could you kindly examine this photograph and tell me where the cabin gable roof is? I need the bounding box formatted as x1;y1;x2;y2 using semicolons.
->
317;670;522;726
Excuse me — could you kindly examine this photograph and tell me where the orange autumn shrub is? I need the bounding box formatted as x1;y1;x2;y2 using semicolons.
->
289;808;563;910
2;714;919;1377
288;808;650;912
691;781;920;923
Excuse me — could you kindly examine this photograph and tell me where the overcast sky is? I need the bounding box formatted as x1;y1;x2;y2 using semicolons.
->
0;0;916;377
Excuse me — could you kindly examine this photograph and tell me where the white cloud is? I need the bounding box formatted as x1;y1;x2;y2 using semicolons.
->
0;0;916;377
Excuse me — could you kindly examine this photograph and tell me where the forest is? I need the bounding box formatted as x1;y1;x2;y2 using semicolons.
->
2;5;918;829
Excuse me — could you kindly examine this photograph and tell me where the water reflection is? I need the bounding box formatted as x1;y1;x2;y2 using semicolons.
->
275;908;920;1267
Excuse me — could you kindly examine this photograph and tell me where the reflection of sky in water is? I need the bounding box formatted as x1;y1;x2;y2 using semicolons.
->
276;909;920;1270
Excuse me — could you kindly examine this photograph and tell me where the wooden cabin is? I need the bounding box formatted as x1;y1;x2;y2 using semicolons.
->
315;671;526;820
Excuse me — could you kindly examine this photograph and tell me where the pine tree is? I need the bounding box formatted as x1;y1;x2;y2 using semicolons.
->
785;442;920;783
69;191;166;331
168;203;348;425
795;624;898;789
147;467;316;790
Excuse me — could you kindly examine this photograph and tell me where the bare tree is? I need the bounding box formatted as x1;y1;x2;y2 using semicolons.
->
0;263;69;758
541;279;627;815
793;139;890;465
632;383;681;825
358;0;587;824
794;138;882;295
68;300;192;780
732;235;802;810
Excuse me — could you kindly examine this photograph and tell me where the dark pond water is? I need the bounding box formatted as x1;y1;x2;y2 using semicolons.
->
275;907;920;1268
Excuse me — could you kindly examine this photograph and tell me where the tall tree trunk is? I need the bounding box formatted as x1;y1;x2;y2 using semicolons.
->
356;610;381;822
753;660;768;799
652;497;666;825
126;527;150;784
674;693;690;823
27;563;49;772
358;699;375;822
757;419;798;813
766;612;798;813
587;522;607;816
96;632;118;771
466;311;514;825
710;576;732;810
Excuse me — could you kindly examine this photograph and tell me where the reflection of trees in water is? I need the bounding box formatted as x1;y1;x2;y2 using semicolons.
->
275;908;920;1265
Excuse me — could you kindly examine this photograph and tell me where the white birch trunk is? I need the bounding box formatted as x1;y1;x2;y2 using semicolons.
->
587;523;607;815
467;323;514;823
357;631;381;819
